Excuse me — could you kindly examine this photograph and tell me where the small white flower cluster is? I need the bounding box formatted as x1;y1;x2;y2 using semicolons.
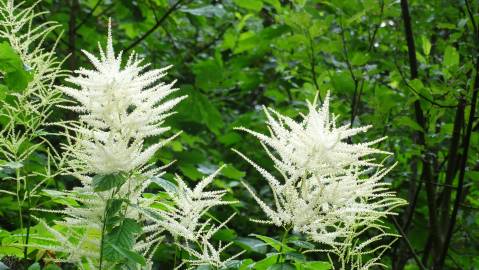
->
142;166;242;269
235;92;406;268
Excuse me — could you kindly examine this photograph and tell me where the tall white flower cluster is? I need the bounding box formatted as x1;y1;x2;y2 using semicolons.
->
34;21;185;268
235;92;406;269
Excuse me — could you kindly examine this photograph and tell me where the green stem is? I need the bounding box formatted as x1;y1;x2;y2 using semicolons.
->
99;196;112;270
173;244;178;268
15;168;24;251
277;226;292;263
23;184;31;258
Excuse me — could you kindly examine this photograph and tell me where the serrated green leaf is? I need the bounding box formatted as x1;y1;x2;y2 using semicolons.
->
108;243;146;266
104;218;142;262
92;173;127;192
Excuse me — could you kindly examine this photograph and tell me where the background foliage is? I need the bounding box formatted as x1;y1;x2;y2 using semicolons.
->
1;0;478;269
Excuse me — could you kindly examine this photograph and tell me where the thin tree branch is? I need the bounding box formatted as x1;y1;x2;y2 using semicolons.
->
68;0;80;70
439;97;465;237
74;0;102;31
124;0;186;52
391;217;427;270
394;59;457;108
306;29;323;103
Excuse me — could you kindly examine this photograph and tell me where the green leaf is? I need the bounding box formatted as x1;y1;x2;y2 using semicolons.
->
268;263;296;270
181;5;226;17
192;59;224;91
0;41;32;91
421;36;431;56
43;264;62;270
179;163;204;180
254;254;280;270
151;176;177;193
104;218;142;261
174;86;224;134
105;199;125;229
106;199;124;218
221;164;245;180
234;237;268;254
395;116;424;132
289;240;315;250
0;84;7;101
0;42;23;72
108;243;146;266
296;261;331;270
252;234;295;253
27;263;41;270
233;0;263;12
92;173;127;192
213;228;237;241
331;72;355;93
4;69;32;91
351;53;369;66
443;46;459;67
409;78;432;101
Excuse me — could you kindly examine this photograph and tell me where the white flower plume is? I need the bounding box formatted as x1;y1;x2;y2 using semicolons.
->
142;166;241;268
33;20;185;268
59;19;185;175
236;93;388;178
235;92;406;269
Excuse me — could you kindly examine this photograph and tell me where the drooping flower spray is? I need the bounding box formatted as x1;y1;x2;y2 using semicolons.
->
234;92;406;269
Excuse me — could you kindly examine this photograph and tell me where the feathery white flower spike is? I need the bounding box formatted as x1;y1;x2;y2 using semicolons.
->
235;91;406;269
59;18;186;175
